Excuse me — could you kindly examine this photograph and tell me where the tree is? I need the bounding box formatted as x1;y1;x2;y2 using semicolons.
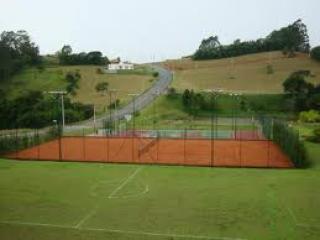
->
311;46;320;61
193;19;310;60
0;30;41;81
182;89;192;107
65;71;81;96
87;51;104;65
283;73;313;95
283;71;315;111
95;82;109;95
58;45;107;65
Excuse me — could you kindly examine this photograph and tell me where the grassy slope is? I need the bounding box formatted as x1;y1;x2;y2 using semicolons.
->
0;65;155;113
164;51;320;93
0;142;319;240
132;93;292;130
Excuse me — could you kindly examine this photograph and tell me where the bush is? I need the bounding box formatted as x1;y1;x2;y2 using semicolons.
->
306;128;320;143
152;72;159;78
266;64;274;74
311;46;320;61
96;68;103;74
299;110;320;123
167;87;177;98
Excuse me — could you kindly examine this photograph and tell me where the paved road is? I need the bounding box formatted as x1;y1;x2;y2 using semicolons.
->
66;64;172;129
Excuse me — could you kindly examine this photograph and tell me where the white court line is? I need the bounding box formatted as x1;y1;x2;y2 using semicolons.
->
108;167;143;199
0;220;246;240
75;208;97;229
111;184;149;199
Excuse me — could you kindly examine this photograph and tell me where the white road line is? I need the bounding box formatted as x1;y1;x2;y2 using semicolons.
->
74;208;97;229
0;220;246;240
108;167;143;199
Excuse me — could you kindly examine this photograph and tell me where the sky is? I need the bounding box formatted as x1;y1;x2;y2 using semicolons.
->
0;0;319;63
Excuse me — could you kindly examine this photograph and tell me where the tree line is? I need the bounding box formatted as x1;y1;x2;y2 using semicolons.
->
0;30;42;81
193;19;311;60
58;45;109;65
0;90;93;129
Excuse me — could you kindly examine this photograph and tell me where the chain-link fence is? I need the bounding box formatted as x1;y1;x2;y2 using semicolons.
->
0;115;300;168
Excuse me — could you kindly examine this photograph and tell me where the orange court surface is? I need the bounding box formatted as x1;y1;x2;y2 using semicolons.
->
6;136;294;168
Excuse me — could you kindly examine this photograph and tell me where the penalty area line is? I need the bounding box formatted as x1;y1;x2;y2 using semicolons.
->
108;166;143;199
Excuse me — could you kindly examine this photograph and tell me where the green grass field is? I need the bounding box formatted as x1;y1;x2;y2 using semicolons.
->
165;51;320;93
0;140;319;240
0;65;156;113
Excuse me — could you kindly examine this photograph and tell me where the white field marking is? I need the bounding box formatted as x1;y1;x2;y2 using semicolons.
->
0;220;247;240
108;167;143;199
285;205;319;229
85;227;247;240
74;208;97;229
109;184;149;199
0;220;72;229
90;179;123;197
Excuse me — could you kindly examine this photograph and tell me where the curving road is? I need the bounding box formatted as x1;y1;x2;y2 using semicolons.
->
67;64;172;129
105;65;172;121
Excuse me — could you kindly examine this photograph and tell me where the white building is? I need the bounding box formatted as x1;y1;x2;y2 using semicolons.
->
106;58;134;72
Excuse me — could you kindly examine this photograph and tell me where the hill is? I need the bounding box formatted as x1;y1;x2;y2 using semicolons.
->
0;65;156;113
163;51;320;93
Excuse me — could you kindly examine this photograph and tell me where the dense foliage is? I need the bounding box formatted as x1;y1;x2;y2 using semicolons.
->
0;30;42;81
283;71;320;111
299;110;320;123
0;91;93;129
182;89;211;115
95;82;109;95
58;45;108;65
193;19;310;60
65;71;81;96
310;46;320;61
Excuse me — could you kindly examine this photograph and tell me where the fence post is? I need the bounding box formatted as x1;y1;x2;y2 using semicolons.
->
82;128;86;161
36;129;40;160
58;125;62;161
211;114;214;167
184;128;187;165
156;130;159;163
15;129;18;159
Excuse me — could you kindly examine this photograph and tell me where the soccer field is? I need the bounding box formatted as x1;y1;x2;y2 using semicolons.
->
0;157;319;240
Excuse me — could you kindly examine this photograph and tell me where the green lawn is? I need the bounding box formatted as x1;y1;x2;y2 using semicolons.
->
0;141;319;240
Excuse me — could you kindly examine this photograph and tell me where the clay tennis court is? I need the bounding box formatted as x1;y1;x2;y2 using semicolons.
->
6;136;293;168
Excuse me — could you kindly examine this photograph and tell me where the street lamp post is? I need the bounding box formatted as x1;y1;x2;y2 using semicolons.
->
45;91;67;131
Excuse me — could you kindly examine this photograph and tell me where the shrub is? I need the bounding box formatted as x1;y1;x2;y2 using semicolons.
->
96;68;103;74
266;64;274;74
95;82;109;95
152;72;159;78
306;128;320;143
299;110;320;123
167;87;177;98
311;46;320;61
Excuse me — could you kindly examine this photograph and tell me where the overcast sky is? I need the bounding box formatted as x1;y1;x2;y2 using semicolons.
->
0;0;319;63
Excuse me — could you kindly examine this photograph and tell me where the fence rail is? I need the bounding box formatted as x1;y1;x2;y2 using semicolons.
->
0;117;306;168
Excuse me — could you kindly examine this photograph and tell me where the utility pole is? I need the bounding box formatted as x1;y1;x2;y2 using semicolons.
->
45;91;67;130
